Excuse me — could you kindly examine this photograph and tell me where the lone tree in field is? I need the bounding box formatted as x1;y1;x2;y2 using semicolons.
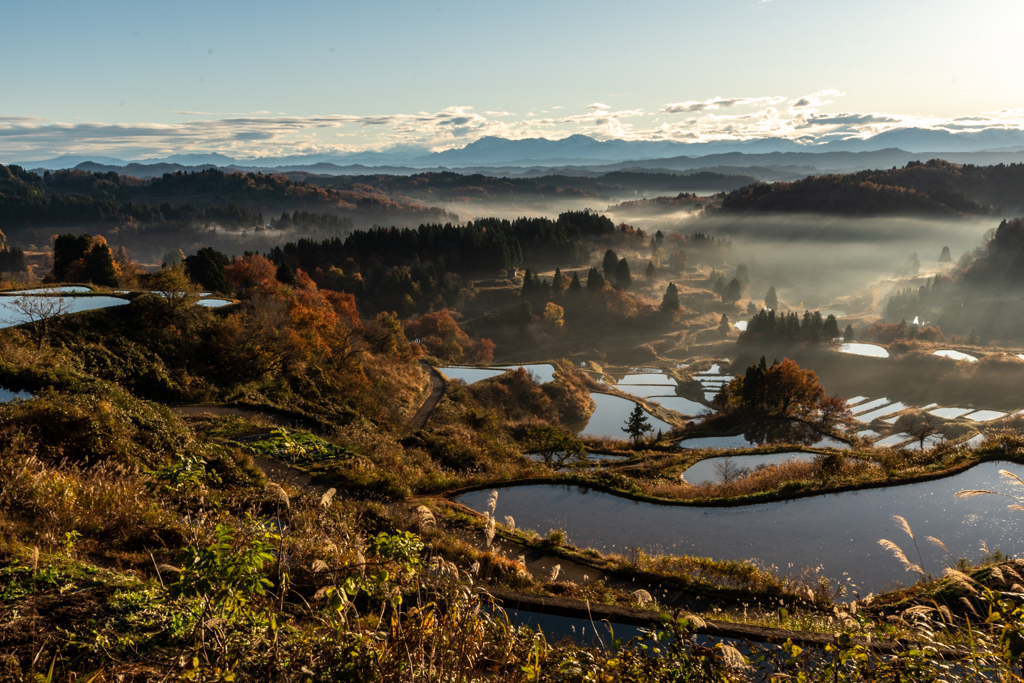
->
843;324;855;341
8;287;72;349
623;404;653;445
527;425;586;468
151;263;202;319
715;356;852;430
895;411;944;450
713;456;749;484
764;286;778;311
718;314;731;337
939;245;952;263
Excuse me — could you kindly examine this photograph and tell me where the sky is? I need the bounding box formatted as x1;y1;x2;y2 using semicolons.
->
3;0;1024;161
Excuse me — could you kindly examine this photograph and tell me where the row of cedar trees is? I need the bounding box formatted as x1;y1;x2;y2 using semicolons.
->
46;232;495;366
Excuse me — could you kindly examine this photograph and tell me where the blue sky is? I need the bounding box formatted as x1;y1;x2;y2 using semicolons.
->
3;0;1023;160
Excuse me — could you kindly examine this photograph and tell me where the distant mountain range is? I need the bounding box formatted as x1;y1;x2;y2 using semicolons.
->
14;128;1024;176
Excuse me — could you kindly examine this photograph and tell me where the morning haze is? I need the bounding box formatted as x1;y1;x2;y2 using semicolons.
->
3;1;1024;680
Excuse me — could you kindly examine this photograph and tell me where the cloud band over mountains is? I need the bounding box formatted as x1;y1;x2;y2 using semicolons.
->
3;91;1024;162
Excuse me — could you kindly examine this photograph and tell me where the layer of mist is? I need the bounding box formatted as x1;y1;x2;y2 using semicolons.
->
697;214;991;312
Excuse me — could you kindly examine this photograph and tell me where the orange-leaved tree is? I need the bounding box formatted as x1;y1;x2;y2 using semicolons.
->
715;357;850;428
403;309;495;364
224;254;279;294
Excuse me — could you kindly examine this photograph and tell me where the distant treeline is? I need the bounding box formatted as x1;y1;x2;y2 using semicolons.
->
739;309;841;346
299;170;755;200
720;159;1012;216
0;165;447;234
274;210;616;274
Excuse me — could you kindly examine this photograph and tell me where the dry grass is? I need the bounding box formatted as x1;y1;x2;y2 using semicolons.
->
0;435;180;552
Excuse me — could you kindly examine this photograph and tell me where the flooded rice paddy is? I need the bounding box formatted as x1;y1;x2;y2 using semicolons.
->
582;393;672;439
458;461;1024;594
2;286;94;294
440;367;509;384
647;396;707;416
615;373;676;386
0;296;131;328
838;343;889;358
682;452;817;485
933;350;978;362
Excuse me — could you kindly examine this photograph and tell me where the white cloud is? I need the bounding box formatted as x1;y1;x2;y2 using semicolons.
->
4;95;1024;161
660;96;786;114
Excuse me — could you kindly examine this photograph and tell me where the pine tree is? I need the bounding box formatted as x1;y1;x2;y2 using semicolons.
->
661;282;680;311
520;268;534;295
843;324;855;341
552;267;565;293
602;249;619;279
723;278;743;303
615;258;632;290
568;272;583;296
735;263;750;285
644;260;656;282
622;404;653;445
275;262;297;286
765;286;778;311
939;245;952;263
718;314;731;337
586;267;605;292
822;314;840;340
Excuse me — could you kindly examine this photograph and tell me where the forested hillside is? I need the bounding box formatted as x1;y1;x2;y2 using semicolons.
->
720;159;1022;216
0;165;452;235
296;170;755;202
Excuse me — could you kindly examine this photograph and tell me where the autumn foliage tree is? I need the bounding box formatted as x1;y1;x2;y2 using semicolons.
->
51;233;120;286
224;254;279;293
714;357;851;430
468;367;555;422
403;309;495;363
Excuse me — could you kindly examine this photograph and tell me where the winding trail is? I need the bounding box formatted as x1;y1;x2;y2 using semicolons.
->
410;361;446;430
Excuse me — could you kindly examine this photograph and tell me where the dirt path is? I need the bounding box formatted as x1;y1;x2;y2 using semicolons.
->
410;361;446;430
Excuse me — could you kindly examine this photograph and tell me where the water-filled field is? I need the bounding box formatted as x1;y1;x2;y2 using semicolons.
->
0;296;130;328
581;393;672;439
682;451;818;485
458;461;1024;593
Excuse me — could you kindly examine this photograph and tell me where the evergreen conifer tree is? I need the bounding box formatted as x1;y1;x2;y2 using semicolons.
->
622;404;653;445
602;249;619;279
661;282;680;311
568;272;583;296
615;258;632;290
